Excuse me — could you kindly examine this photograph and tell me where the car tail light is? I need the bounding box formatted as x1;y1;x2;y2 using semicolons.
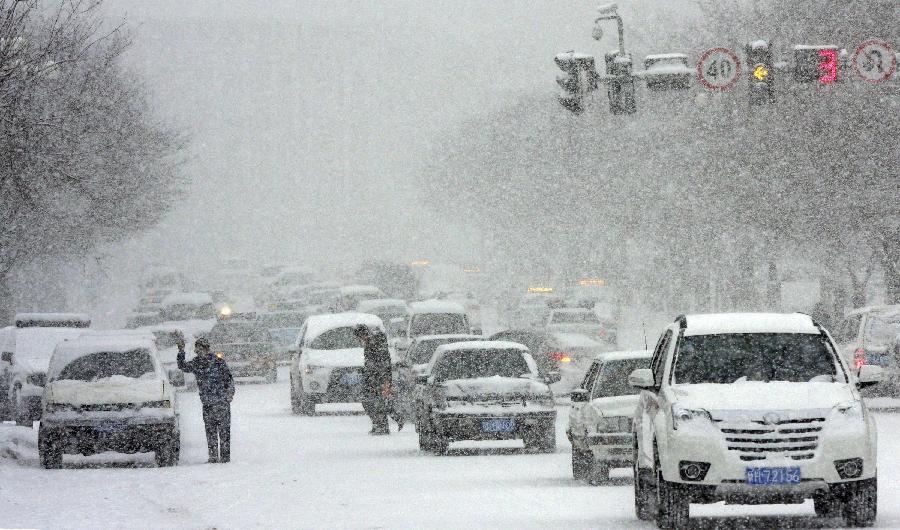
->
549;352;571;363
854;348;866;369
597;326;607;338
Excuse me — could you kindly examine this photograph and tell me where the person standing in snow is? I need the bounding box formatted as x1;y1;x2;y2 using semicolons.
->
176;334;235;463
355;324;400;435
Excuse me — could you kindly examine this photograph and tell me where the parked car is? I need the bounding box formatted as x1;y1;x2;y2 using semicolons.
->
208;317;277;383
38;335;179;468
631;313;881;528
4;313;92;426
568;350;651;484
488;329;606;395
546;308;616;345
414;341;557;455
289;312;385;415
833;304;900;396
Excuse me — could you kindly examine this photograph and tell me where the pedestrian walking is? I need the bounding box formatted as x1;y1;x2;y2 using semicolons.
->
176;334;235;463
355;324;402;435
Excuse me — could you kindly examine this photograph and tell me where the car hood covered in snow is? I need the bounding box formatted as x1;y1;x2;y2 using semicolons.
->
46;375;166;406
302;347;364;368
671;382;855;415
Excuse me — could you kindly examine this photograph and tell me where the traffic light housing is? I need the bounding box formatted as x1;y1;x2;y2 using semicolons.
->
746;40;775;105
605;51;636;114
793;45;840;84
555;51;598;114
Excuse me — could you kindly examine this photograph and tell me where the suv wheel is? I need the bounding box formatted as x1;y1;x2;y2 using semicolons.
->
656;474;689;529
814;491;840;518
571;446;590;480
38;427;62;469
155;431;180;467
587;459;609;486
431;436;449;455
842;477;877;527
297;385;316;416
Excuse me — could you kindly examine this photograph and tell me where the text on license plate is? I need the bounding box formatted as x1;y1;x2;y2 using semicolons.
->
340;372;361;385
746;466;801;485
482;418;516;433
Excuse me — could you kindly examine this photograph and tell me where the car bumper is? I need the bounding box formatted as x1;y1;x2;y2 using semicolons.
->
433;411;556;441
657;418;876;499
587;432;633;465
303;367;366;403
41;416;178;455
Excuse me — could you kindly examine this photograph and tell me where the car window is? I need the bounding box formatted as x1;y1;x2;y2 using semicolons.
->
432;349;530;381
651;330;672;386
864;315;900;346
56;350;156;382
591;358;649;399
409;338;475;365
410;313;468;336
308;327;360;350
580;361;601;391
672;333;841;384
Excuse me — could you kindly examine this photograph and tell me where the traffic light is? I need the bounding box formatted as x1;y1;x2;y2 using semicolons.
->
793;45;840;84
746;40;775;105
554;51;598;114
605;51;636;114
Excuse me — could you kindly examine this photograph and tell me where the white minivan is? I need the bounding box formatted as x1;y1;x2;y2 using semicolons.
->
631;313;881;528
39;335;179;468
398;300;471;353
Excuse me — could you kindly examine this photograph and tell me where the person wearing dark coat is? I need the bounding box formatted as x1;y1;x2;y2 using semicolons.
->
176;335;235;463
355;324;398;435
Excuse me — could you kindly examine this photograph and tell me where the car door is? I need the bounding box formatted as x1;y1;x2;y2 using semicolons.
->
569;360;601;443
636;328;673;469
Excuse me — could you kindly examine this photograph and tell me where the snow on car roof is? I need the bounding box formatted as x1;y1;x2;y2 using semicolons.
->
594;349;653;362
683;313;819;337
409;299;466;314
356;298;408;312
415;334;483;343
13;327;93;363
435;340;529;355
304;312;385;341
14;312;91;328
161;292;213;306
49;336;157;377
339;284;383;295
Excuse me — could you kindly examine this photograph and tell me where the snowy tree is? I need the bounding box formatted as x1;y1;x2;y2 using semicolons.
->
0;0;186;320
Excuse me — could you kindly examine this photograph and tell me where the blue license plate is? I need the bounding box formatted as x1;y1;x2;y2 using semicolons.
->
866;354;888;366
96;422;127;434
340;372;361;385
746;466;801;485
482;418;516;433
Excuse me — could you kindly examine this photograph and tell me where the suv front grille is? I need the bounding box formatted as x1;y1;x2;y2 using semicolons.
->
717;416;826;461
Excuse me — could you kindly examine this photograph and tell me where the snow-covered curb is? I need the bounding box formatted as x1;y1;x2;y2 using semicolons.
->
0;424;38;463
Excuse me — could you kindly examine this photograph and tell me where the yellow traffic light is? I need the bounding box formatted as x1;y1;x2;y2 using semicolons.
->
753;64;769;80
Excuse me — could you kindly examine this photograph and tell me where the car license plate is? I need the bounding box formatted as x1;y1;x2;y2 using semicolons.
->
482;418;516;433
96;422;127;434
340;372;361;385
745;466;801;485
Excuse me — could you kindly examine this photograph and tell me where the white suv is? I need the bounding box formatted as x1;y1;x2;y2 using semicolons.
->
631;313;882;529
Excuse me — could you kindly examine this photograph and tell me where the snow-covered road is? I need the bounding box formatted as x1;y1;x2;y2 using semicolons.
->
2;367;900;529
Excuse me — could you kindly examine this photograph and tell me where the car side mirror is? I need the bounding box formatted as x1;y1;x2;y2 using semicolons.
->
570;389;589;403
629;368;657;390
857;364;884;389
1;352;11;363
545;370;561;384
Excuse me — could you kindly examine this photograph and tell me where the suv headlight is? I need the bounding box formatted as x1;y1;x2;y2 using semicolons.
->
672;407;711;430
831;401;864;422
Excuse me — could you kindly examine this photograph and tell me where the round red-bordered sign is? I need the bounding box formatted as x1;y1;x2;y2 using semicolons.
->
697;47;741;91
853;39;896;83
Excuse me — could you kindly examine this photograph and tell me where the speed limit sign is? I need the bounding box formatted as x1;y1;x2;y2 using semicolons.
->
853;39;896;83
698;47;741;90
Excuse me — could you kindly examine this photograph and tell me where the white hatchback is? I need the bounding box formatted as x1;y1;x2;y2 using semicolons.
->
631;313;881;529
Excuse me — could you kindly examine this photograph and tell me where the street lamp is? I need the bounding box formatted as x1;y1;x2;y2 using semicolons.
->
593;3;625;56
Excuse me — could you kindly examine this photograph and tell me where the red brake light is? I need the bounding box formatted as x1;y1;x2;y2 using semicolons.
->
549;352;572;363
854;348;866;369
598;327;607;338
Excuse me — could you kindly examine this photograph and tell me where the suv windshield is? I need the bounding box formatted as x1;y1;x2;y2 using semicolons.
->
209;323;269;343
865;316;900;346
57;350;155;381
410;313;468;336
673;333;841;385
308;327;360;350
409;337;477;364
432;349;529;381
593;358;648;398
